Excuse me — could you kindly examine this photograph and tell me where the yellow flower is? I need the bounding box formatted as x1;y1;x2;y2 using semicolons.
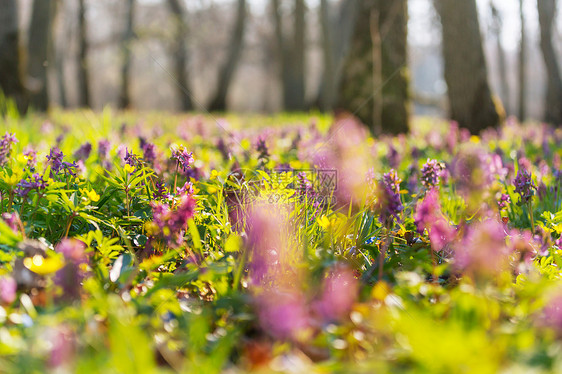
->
317;215;330;229
210;170;219;180
124;164;135;174
80;188;100;202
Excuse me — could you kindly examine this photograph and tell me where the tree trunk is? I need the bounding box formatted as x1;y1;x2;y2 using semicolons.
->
339;0;410;135
0;0;27;113
54;0;68;108
271;0;306;111
28;0;54;111
77;0;90;107
166;0;192;111
208;0;247;112
314;0;360;111
518;0;527;121
490;2;510;115
318;0;335;111
434;0;500;133
118;0;135;109
537;0;562;125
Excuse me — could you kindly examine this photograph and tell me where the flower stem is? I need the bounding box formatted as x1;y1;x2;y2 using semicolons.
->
527;201;535;233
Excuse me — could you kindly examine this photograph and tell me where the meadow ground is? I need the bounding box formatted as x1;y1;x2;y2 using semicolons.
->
0;109;562;373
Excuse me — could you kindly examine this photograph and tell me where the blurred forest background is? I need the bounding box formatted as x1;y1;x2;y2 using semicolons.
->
1;0;562;134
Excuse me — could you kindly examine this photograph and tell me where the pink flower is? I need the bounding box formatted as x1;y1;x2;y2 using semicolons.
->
256;290;309;340
314;265;358;322
454;219;511;279
0;276;16;304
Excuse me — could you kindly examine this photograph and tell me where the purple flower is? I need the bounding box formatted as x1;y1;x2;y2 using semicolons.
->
23;148;37;171
454;219;511;280
420;159;445;189
73;142;92;161
513;169;536;204
54;239;88;301
256;136;269;161
387;145;400;169
15;173;48;197
170;145;194;175
375;170;403;227
153;180;170;200
256;290;309;340
150;194;196;247
0;132;17;166
414;190;456;251
47;326;76;368
497;193;511;210
98;139;110;159
47;147;64;171
142;142;157;165
450;147;492;199
414;189;440;234
314;264;358;322
47;148;77;176
2;212;20;232
0;276;16;304
216;138;230;160
124;148;141;167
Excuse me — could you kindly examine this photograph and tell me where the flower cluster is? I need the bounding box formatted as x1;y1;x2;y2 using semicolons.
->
375;169;403;227
497;193;511;210
47;148;77;176
171;145;194;174
420;158;445;189
454;219;511;280
54;239;88;301
256;136;269;162
153;180;170;200
124;148;141;168
15;173;48;197
150;193;196;247
0;132;17;166
414;189;456;251
73;142;92;161
23;148;37;171
513;169;536;204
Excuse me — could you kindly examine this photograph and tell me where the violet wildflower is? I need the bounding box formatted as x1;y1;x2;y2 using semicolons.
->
150;194;196;247
256;290;309;340
23;148;37;171
497;193;511;210
124;148;141;167
176;181;194;196
216;138;230;160
0;132;17;166
170;145;194;174
314;264;358;322
375;170;403;227
98;139;110;159
153;180;170;200
256;136;269;161
387;144;400;169
414;189;440;234
420;159;445;189
47;147;77;176
414;189;456;251
142;142;157;165
73;142;92;161
2;212;21;232
454;219;511;280
15;173;48;197
47;326;76;368
54;239;88;301
513;169;536;204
